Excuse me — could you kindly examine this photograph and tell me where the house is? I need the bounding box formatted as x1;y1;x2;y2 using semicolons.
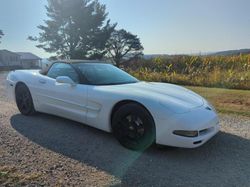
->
0;50;21;69
16;52;41;68
0;50;42;70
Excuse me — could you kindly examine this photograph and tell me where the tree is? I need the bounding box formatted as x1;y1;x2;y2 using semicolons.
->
29;0;116;59
0;30;4;44
106;29;144;67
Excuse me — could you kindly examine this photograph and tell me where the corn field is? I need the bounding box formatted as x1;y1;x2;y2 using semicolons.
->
124;55;250;90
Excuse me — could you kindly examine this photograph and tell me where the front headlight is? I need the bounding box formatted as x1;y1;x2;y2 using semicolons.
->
173;130;198;137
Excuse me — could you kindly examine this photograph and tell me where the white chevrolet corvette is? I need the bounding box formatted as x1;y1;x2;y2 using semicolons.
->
6;60;219;150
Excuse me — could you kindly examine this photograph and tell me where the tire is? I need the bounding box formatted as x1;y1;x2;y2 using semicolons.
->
15;83;36;116
112;103;155;150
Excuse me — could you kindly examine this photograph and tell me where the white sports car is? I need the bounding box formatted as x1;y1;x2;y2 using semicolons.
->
6;60;219;150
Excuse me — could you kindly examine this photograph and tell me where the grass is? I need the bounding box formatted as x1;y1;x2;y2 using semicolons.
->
187;86;250;117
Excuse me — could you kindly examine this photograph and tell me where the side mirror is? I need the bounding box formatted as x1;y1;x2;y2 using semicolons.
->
56;76;76;86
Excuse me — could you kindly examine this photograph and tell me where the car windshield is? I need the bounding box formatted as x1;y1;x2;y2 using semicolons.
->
74;63;139;85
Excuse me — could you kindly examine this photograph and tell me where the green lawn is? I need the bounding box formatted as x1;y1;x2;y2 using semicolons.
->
187;86;250;117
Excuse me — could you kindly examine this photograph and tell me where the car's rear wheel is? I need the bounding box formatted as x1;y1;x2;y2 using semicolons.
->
15;83;36;116
112;103;155;150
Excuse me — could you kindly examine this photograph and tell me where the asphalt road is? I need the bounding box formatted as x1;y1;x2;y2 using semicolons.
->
0;71;250;186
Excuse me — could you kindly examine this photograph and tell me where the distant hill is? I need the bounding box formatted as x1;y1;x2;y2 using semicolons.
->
208;49;250;56
143;49;250;59
143;54;169;59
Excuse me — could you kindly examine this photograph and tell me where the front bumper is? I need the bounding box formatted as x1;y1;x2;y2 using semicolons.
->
155;106;220;148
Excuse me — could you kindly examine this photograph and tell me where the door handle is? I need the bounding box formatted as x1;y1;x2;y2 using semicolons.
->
39;79;46;84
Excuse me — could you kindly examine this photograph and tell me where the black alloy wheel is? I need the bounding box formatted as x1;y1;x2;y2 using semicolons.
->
112;103;155;150
15;83;36;115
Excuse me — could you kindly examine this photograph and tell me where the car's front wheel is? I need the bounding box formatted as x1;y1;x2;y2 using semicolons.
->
15;83;36;116
112;103;155;150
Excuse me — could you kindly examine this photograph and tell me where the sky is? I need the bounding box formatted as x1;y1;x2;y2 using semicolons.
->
0;0;250;58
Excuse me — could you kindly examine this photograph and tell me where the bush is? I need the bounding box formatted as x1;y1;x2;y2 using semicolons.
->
124;54;250;90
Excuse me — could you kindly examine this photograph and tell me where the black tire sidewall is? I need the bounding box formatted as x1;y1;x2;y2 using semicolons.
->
112;103;155;150
15;83;35;115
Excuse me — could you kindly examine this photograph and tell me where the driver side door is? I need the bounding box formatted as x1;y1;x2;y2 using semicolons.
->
35;63;88;124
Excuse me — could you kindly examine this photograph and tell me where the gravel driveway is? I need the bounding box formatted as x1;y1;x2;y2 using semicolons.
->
0;71;250;186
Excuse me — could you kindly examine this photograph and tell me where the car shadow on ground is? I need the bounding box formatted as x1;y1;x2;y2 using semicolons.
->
11;113;250;186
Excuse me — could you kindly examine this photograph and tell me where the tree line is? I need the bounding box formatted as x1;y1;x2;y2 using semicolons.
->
28;0;143;67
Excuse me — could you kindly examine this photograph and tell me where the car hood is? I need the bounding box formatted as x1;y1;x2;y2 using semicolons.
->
109;81;204;114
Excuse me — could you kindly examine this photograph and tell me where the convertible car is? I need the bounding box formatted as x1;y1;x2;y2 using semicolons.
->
6;60;219;150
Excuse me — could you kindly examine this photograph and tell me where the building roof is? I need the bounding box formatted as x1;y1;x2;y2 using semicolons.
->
16;52;41;60
0;49;20;57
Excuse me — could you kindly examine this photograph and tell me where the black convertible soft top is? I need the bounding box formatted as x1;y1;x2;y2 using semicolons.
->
40;59;107;75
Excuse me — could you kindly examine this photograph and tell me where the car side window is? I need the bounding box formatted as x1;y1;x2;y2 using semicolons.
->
47;63;80;83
